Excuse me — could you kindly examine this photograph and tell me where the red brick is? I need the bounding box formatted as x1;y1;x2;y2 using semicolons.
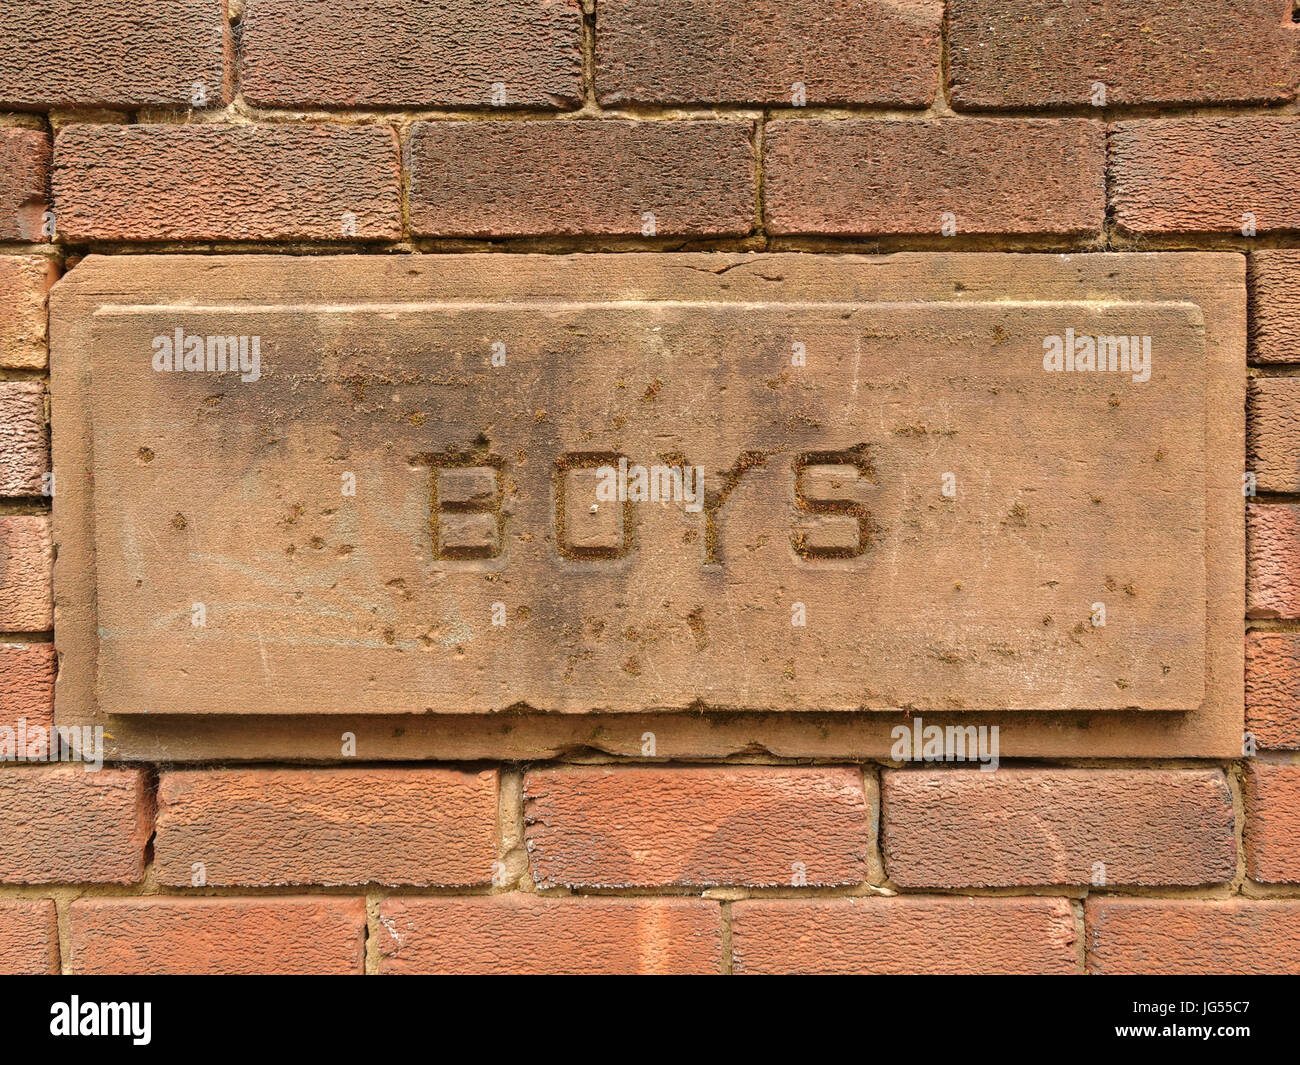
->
155;768;498;886
0;899;58;974
882;769;1235;887
379;895;721;975
1248;377;1300;492
0;256;56;370
0;129;49;242
0;1;231;110
242;0;581;108
596;0;941;106
1247;632;1300;748
1252;250;1300;363
0;642;54;735
949;0;1300;110
733;897;1078;974
0;382;47;497
1088;899;1300;974
1112;119;1300;234
53;124;402;243
524;766;870;888
0;516;51;631
1248;504;1300;618
0;767;150;884
765;119;1104;236
69;897;365;975
1244;763;1300;882
408;120;755;238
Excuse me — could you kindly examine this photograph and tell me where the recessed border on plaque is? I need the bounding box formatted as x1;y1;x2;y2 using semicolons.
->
50;252;1244;760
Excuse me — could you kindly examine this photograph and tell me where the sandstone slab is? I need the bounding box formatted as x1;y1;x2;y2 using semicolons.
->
50;253;1244;757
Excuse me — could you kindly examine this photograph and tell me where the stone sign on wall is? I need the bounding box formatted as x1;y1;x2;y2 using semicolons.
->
51;252;1243;758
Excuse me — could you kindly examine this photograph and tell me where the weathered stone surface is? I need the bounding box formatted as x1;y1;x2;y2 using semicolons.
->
50;253;1244;758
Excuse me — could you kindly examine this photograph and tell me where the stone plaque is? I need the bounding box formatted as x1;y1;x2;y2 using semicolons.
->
51;254;1243;755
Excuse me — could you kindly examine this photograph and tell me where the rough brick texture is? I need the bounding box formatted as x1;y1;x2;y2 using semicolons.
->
53;124;402;242
408;120;755;238
0;642;54;735
882;769;1235;887
524;766;871;888
379;896;721;975
242;0;581;108
154;768;498;886
0;257;56;370
1088;900;1300;974
0;0;230;110
0;899;59;975
0;516;52;631
1251;250;1300;363
5;5;1292;979
1249;377;1300;492
0;129;50;242
949;0;1300;110
0;382;47;497
732;897;1078;975
1247;632;1300;748
1244;763;1300;883
0;768;151;884
596;0;941;106
1112;119;1300;234
765;119;1105;236
69;897;366;975
1247;504;1300;618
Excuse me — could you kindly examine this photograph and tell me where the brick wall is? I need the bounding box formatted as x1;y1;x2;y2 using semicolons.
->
1;0;1299;976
